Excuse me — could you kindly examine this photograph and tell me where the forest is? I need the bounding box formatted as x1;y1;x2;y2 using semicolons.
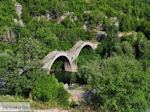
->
0;0;150;111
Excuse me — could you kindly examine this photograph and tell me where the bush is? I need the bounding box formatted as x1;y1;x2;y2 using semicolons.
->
56;85;70;106
138;21;150;39
113;43;123;56
121;41;134;57
18;0;65;16
139;40;150;60
138;40;150;71
77;59;100;85
32;74;69;106
0;0;15;35
89;56;150;112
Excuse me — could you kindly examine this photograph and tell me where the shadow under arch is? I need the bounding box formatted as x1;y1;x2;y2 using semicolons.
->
50;55;72;72
74;45;95;84
50;56;73;83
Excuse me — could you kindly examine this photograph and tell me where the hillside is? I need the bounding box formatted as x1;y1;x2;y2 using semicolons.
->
0;0;150;111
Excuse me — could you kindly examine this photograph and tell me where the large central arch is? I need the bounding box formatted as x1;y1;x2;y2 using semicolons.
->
42;51;77;73
50;56;72;72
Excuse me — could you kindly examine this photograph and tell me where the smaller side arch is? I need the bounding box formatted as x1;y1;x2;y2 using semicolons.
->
68;41;98;61
75;43;94;58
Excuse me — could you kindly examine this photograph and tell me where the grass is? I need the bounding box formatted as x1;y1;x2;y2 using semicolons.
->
31;101;69;109
0;95;69;109
0;95;28;102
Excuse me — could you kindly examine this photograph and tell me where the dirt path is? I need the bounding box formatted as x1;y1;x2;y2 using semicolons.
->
66;85;85;104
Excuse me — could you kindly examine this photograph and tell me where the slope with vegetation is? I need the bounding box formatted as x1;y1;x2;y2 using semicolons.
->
0;0;150;111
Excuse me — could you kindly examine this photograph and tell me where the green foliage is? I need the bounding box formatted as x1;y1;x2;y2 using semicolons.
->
113;43;123;56
121;41;134;57
17;0;65;16
138;40;150;71
0;50;14;80
76;49;100;84
34;20;59;52
1;37;43;96
32;74;69;106
77;60;100;85
139;40;150;60
0;0;150;110
16;37;43;68
119;16;138;32
89;56;149;112
138;21;150;39
0;0;15;35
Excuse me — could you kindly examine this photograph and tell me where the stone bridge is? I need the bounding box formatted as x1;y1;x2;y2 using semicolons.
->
42;40;98;73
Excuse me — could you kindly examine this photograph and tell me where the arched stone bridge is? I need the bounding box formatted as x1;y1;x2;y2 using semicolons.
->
42;40;98;73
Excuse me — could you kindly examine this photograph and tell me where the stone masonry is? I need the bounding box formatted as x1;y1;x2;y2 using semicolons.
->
42;40;98;73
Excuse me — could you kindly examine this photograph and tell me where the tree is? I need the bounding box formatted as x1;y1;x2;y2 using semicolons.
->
138;40;150;71
89;56;150;112
121;41;134;57
2;37;44;96
0;0;15;35
18;0;65;17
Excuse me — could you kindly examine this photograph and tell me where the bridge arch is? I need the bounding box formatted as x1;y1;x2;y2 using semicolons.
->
50;55;72;72
42;51;77;73
77;43;95;56
68;41;98;61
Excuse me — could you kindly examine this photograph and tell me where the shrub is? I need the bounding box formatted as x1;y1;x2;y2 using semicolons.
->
56;84;70;106
121;41;134;57
138;21;150;39
32;74;69;106
77;59;100;85
89;56;150;112
0;0;15;35
113;43;123;56
138;40;150;71
139;40;150;60
18;0;65;16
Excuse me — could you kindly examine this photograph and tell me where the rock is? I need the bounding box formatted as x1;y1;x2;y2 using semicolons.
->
110;17;119;28
3;28;16;42
46;13;51;20
14;2;24;26
18;19;24;26
14;18;24;26
68;86;85;105
15;2;22;18
96;31;107;41
117;31;137;38
83;24;87;31
64;83;69;90
96;23;104;31
57;12;77;23
83;11;91;14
